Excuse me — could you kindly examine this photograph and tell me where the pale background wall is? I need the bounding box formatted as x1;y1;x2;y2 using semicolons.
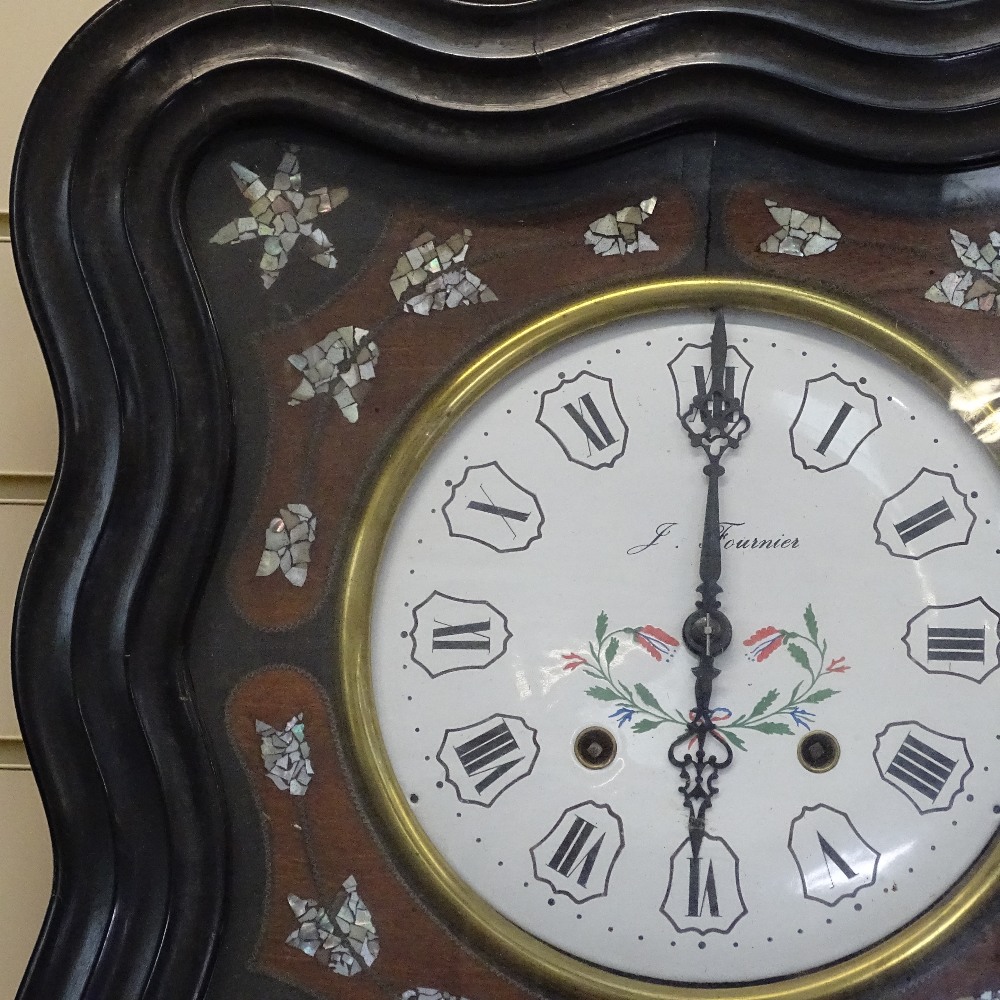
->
0;2;109;996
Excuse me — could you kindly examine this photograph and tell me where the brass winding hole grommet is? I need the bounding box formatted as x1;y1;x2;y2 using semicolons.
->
574;726;617;769
797;730;841;773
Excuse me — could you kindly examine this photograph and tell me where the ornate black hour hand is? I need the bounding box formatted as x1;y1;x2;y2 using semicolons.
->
668;311;749;847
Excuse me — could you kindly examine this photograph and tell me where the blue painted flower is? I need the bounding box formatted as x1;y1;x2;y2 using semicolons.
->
789;707;816;730
609;706;636;728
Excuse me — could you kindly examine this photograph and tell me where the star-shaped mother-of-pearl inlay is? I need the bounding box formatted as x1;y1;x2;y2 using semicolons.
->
209;145;348;289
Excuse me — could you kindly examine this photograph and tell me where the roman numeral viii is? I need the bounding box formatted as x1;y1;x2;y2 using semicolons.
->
454;720;524;794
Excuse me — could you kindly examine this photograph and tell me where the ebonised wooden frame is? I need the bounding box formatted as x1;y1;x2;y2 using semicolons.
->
12;2;1000;999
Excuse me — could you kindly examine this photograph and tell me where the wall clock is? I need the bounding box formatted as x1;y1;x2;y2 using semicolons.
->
342;280;1000;997
11;4;1000;1000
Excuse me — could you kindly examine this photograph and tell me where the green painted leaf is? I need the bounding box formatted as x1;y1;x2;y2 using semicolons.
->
722;730;747;751
749;721;794;736
800;688;838;704
596;611;608;642
632;719;665;734
750;688;779;718
634;682;664;712
605;636;619;666
786;643;811;672
804;604;819;644
586;686;618;701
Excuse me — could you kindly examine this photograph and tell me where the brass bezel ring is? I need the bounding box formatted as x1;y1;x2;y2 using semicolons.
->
339;277;999;1000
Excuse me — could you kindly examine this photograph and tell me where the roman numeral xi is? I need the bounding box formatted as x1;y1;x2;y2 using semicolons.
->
562;393;617;452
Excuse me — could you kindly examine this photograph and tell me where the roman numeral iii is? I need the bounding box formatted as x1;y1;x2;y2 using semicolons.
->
903;598;1000;683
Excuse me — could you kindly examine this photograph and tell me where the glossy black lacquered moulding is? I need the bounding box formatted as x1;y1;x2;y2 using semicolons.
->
10;2;1000;1000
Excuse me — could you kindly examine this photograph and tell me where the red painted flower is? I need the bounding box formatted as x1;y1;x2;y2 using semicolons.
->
562;652;587;671
825;656;850;674
744;626;783;662
634;625;680;662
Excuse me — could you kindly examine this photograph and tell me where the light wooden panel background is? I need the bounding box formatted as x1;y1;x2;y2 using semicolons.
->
0;2;107;995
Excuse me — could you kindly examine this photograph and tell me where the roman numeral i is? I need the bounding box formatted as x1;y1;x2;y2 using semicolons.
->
815;402;853;456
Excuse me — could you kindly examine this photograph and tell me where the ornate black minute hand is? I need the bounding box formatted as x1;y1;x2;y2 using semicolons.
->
668;311;750;850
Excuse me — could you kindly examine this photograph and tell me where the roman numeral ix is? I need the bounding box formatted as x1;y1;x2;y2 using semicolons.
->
432;619;491;651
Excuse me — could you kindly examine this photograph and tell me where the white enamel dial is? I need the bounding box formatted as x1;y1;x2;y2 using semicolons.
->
366;308;1000;984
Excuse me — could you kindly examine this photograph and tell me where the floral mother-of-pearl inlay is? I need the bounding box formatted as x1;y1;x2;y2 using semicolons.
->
925;229;1000;314
401;989;473;1000
759;200;841;257
286;876;380;975
257;713;314;795
585;197;658;256
256;504;317;587
288;325;379;422
390;230;498;315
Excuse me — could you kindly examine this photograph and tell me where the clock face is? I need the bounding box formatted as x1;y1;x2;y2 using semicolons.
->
351;295;1000;988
